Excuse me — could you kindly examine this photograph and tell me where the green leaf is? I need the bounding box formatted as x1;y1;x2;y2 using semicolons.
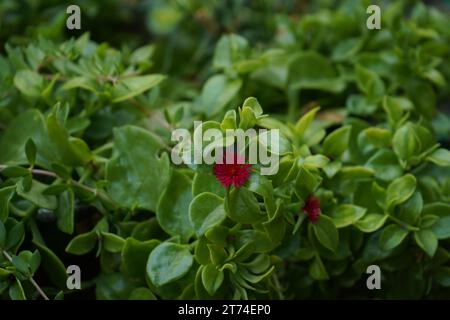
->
347;94;378;116
16;179;57;210
121;238;159;281
241;254;271;274
406;81;436;119
43;184;69;196
435;267;450;287
379;224;409;251
332;37;363;61
1;166;30;178
363;127;392;148
372;181;387;210
294;166;321;199
9;279;26;300
55;189;74;234
238;105;257;130
221;110;237;130
303;155;329;169
62;76;98;92
386;174;416;210
21;174;32;192
102;232;125;253
29;250;41;274
208;244;228;266
263;202;286;244
289;51;345;93
355;65;385;97
65;231;97;255
54;291;64;300
14;70;44;97
205;226;228;247
192;173;226;198
130;45;155;64
0;221;6;247
365;149;402;181
199;74;242;116
112;74;166;103
0;109;52;168
294;107;321;136
422;69;446;88
33;240;68;289
420;215;439;229
246;174;276;216
213;34;249;71
225;187;264;224
25;139;37;166
383;96;406;129
335;166;374;182
414;229;438;258
51;163;71;180
323;160;342;178
429;204;450;239
195;236;211;265
131;218;165;241
189;192;226;237
312;215;339;252
12;255;30;275
395;191;423;226
106;126;171;212
147;242;193;287
96;273;135;300
355;213;388;233
46;114;92;167
201;264;224;296
0;186;16;222
393;123;421;161
233;242;255;262
157;170;194;240
240;265;274;283
6;222;24;250
323;126;351;158
330;204;366;228
242;97;263;117
426;148;450;167
129;287;157;300
309;255;329;280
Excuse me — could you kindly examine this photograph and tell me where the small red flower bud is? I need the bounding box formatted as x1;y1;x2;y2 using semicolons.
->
213;152;252;188
302;195;321;223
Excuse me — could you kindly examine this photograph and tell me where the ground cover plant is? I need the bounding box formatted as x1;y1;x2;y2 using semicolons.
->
0;0;450;300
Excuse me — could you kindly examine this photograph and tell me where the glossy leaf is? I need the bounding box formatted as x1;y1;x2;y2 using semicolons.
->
312;215;339;252
157;170;194;240
189;192;226;237
106;126;171;212
147;242;193;287
379;225;409;251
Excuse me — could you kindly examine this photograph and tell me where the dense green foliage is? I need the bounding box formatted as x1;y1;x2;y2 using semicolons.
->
1;0;450;300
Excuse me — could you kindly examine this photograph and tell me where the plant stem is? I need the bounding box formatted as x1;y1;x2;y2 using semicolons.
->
93;142;113;155
387;214;420;231
31;168;57;178
2;250;50;300
0;165;117;209
272;273;285;300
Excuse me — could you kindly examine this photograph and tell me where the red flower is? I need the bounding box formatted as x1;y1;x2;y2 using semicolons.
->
302;195;321;223
214;152;252;188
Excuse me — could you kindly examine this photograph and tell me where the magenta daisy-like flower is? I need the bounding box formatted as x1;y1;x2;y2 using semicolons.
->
302;195;321;223
213;152;252;188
